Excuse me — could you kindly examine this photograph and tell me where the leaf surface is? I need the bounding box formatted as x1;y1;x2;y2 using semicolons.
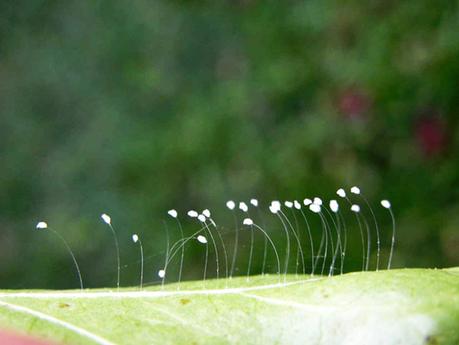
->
0;268;458;345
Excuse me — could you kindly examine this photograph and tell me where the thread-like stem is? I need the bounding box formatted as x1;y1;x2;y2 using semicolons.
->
106;223;120;290
344;197;366;272
321;208;336;276
279;210;305;276
202;220;219;279
354;213;366;271
162;226;208;274
318;213;329;276
313;221;325;274
299;209;315;276
135;238;144;289
387;207;396;270
338;213;348;274
360;195;381;271
275;213;290;283
161;221;170;289
230;213;239;278
291;210;304;276
340;214;347;274
362;215;371;271
203;241;208;282
256;208;268;275
252;223;281;283
322;206;341;276
212;220;229;280
247;225;254;281
334;214;343;274
48;228;84;290
176;219;185;284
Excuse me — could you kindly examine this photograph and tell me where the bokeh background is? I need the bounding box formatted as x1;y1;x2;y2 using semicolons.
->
1;1;458;289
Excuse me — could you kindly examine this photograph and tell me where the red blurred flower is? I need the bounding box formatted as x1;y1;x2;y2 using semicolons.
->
338;88;371;120
415;114;447;158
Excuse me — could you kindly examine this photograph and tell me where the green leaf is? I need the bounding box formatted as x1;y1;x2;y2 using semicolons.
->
0;268;458;345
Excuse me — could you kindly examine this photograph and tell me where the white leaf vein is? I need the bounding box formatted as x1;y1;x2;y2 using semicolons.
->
0;299;116;345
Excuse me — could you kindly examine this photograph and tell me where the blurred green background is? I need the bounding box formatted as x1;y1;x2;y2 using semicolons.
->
0;0;458;289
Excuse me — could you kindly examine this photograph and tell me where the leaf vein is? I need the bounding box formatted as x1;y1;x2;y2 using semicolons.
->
0;299;116;345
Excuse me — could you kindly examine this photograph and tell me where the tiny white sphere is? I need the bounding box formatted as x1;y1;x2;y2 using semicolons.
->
226;200;236;210
202;209;211;218
269;205;279;214
329;200;339;213
197;235;208;244
351;204;361;213
101;213;111;225
303;198;312;206
187;210;198;218
269;200;281;214
132;234;139;243
158;269;165;278
381;200;391;209
271;200;281;209
337;188;346;198
250;198;259;207
309;204;321;213
36;221;48;229
294;200;301;210
167;209;178;218
284;201;293;208
239;202;248;212
313;197;323;206
243;218;254;226
198;214;206;223
351;186;361;195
